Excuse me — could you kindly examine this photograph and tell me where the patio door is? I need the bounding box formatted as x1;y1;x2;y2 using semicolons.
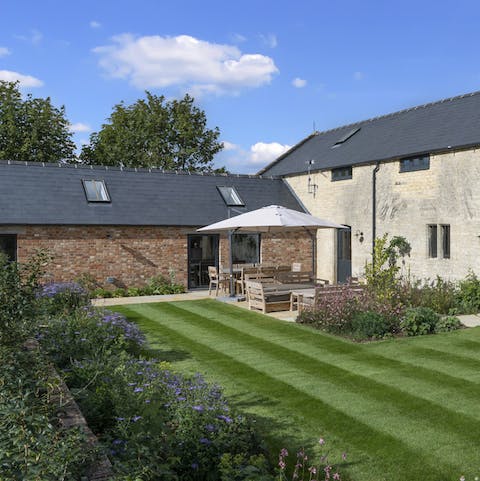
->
187;234;219;289
337;226;351;283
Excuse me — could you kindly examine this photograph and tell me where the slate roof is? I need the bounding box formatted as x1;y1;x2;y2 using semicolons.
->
0;161;304;226
259;91;480;176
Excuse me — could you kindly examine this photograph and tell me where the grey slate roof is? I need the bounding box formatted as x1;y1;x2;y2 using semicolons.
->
259;91;480;176
0;161;304;226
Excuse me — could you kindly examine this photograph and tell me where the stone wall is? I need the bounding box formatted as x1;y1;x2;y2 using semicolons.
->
9;225;312;287
286;148;480;282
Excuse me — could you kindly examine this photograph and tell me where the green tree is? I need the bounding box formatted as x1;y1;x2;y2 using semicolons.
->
80;92;224;172
0;81;76;162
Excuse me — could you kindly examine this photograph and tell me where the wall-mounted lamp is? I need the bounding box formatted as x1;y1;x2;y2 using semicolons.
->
354;230;364;243
306;159;318;197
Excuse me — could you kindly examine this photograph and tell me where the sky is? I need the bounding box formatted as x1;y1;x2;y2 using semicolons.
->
1;0;480;174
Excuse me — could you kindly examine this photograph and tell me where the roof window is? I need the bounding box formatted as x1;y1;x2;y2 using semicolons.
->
332;127;361;148
217;186;244;206
82;180;110;202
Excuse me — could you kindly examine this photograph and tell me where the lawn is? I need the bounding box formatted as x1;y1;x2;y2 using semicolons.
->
113;299;480;481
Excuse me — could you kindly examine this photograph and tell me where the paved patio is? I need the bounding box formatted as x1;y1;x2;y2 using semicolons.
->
92;291;480;326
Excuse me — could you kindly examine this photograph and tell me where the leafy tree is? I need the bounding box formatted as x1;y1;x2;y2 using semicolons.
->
80;92;224;172
0;81;76;162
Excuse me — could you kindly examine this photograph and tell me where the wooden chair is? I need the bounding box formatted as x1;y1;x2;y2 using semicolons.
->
208;266;228;296
236;266;258;295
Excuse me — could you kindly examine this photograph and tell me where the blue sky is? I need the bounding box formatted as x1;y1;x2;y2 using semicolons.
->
1;0;480;173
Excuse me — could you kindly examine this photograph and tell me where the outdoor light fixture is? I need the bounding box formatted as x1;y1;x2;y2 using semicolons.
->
355;230;364;243
306;160;318;197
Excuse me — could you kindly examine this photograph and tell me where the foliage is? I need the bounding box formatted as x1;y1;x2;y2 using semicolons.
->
91;274;186;299
37;281;90;315
297;287;403;339
400;307;440;336
434;316;462;333
80;92;224;172
349;311;393;340
38;299;269;480
401;276;458;315
277;442;345;481
456;271;480;314
0;346;94;480
0;80;76;162
0;251;49;345
364;234;411;301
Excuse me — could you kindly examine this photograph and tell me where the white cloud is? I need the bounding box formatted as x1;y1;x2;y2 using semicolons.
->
292;77;307;88
222;141;238;151
69;122;92;133
15;29;43;45
353;71;365;81
0;47;11;57
230;33;246;43
90;20;101;28
259;33;277;48
93;34;279;95
0;70;43;87
249;142;291;165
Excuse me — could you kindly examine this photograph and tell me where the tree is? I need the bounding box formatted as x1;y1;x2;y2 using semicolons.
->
80;92;224;172
0;81;76;162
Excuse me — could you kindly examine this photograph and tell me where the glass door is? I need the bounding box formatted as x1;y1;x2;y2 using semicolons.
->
187;234;219;289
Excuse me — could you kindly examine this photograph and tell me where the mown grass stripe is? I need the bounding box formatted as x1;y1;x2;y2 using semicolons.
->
117;304;453;481
127;302;480;470
163;301;480;415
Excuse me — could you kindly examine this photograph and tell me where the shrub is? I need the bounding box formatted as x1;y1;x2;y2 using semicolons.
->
37;281;90;315
349;311;392;340
456;271;480;314
435;315;462;333
0;346;95;479
401;307;440;336
0;251;48;345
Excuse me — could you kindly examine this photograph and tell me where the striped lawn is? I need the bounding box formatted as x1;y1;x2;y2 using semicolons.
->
113;300;480;481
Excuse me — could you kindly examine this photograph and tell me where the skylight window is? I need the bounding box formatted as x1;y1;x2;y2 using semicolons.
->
332;127;361;148
217;186;244;206
82;180;110;202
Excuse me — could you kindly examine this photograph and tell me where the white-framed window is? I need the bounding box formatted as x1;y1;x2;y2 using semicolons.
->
217;186;245;206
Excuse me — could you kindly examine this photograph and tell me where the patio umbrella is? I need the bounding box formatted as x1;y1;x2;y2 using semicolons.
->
198;205;345;295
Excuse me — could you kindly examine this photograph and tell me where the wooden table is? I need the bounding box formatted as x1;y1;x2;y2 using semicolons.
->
290;288;315;312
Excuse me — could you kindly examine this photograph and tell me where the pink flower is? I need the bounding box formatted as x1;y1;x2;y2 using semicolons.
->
333;473;341;480
342;452;347;461
319;437;326;445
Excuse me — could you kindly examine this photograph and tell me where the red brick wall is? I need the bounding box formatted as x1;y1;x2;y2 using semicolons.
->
16;225;313;288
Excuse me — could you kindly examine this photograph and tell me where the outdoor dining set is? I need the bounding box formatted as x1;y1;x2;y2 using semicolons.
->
207;263;363;314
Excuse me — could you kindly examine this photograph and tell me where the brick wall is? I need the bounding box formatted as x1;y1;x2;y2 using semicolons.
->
14;225;313;288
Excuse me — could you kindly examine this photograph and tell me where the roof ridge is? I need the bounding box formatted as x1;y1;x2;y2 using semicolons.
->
0;160;282;180
313;90;480;136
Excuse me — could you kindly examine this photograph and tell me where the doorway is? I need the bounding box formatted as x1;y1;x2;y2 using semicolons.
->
187;234;219;289
336;226;352;283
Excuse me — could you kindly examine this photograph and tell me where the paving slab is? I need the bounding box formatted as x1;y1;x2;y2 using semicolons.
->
457;314;480;327
92;290;210;307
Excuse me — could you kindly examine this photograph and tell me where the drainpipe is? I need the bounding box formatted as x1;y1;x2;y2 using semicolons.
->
372;161;381;268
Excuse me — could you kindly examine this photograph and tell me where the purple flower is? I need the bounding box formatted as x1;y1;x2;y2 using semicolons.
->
217;414;232;423
134;387;143;393
192;405;204;412
199;437;211;445
132;415;142;422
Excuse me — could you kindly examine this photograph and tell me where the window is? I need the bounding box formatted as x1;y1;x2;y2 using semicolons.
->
331;166;352;181
332;127;361;148
428;224;451;259
0;234;17;261
217;186;245;206
232;234;260;264
400;155;430;173
441;224;450;259
82;180;110;202
428;224;438;258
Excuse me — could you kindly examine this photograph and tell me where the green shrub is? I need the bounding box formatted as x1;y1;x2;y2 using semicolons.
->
112;287;127;297
0;251;47;345
456;271;480;313
435;315;462;333
37;282;90;315
402;276;458;314
349;311;392;340
401;307;440;336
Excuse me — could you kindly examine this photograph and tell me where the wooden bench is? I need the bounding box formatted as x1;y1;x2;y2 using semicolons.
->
298;284;365;312
245;280;291;313
276;270;329;286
